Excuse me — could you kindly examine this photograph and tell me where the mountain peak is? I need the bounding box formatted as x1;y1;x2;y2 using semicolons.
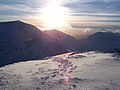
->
0;21;67;66
0;20;43;32
0;20;24;24
94;32;114;35
88;32;116;39
44;29;76;38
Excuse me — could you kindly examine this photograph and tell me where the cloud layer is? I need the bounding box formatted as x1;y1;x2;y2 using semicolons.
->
0;0;120;30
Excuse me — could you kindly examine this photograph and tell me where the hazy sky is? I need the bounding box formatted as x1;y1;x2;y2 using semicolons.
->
0;0;120;31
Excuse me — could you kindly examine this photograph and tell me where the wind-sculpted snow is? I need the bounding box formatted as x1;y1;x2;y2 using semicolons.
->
0;51;120;90
52;55;78;83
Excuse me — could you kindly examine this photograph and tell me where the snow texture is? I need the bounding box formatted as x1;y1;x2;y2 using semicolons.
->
0;51;120;90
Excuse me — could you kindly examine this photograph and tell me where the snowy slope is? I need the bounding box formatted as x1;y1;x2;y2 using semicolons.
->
0;51;120;90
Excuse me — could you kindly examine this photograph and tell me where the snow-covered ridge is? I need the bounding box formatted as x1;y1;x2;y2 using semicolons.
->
0;51;120;90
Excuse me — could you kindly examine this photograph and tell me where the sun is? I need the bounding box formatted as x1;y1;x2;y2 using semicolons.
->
41;1;70;29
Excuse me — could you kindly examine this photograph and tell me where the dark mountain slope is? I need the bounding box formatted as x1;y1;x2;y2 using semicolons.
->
78;32;120;52
44;29;78;50
1;20;120;66
0;21;67;66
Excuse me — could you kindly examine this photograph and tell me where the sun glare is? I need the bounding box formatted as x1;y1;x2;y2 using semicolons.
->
41;1;70;29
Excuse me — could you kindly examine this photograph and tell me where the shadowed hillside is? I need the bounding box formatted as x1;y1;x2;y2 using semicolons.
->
0;21;67;66
0;21;120;67
44;29;78;50
78;32;120;52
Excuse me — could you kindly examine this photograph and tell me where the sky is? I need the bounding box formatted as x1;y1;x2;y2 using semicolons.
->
0;0;120;33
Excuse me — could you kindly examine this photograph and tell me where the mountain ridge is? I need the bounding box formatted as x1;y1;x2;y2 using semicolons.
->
78;31;120;52
0;20;120;66
0;21;68;66
44;29;78;50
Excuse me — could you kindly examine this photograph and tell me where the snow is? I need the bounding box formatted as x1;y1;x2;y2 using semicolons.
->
0;51;120;90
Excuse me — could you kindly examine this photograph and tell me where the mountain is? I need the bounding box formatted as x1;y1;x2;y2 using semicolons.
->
44;29;78;50
78;32;120;52
1;20;120;66
44;30;120;52
0;21;67;67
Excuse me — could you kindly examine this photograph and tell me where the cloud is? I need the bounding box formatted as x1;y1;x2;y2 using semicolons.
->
1;0;120;17
0;0;120;31
64;0;120;14
71;22;120;30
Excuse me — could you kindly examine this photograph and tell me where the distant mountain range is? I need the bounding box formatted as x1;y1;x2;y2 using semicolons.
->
78;32;120;52
0;21;120;66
